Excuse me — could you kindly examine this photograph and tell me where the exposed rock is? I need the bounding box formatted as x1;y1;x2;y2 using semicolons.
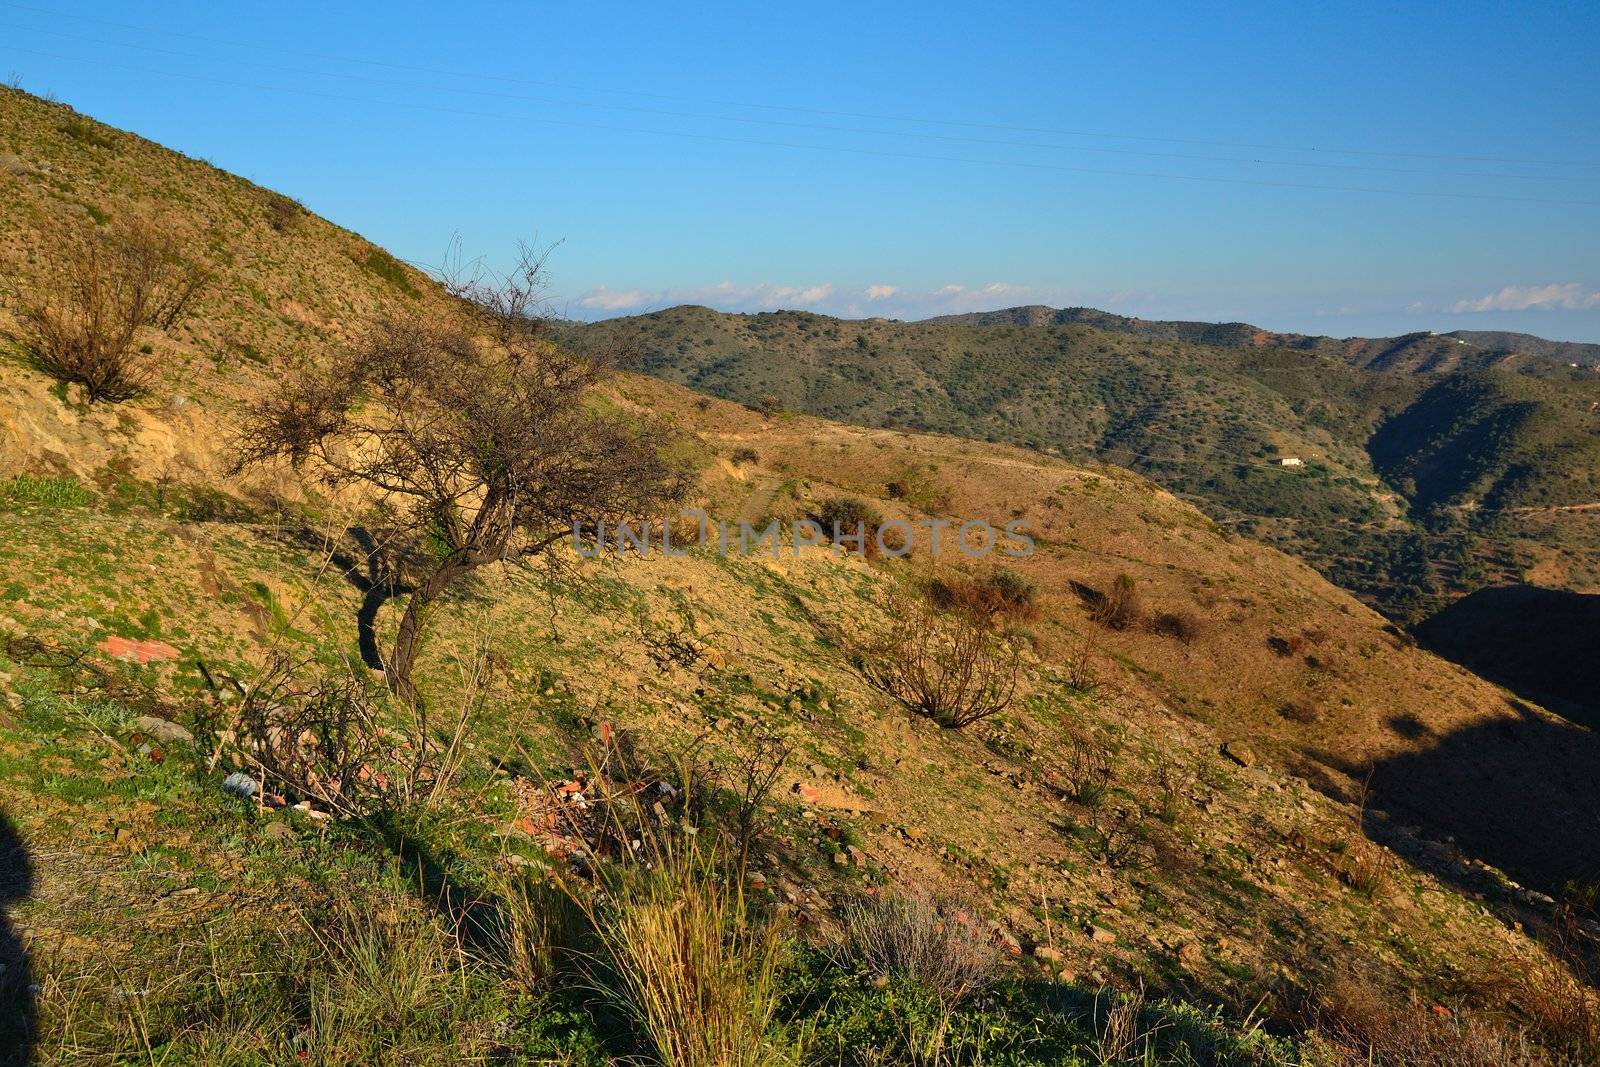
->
989;924;1022;957
1088;924;1117;945
1033;945;1064;963
132;715;193;746
222;771;259;799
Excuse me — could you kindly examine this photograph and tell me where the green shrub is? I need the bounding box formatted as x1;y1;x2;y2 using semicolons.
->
0;474;92;509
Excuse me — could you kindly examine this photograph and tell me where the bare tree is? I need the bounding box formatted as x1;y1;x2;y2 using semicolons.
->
17;218;209;401
236;249;693;701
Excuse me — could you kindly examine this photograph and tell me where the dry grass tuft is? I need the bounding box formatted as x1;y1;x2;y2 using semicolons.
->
838;890;1002;1008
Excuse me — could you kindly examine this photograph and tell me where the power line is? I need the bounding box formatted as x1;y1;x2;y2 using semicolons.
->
5;45;1598;209
2;0;1595;170
10;22;1594;187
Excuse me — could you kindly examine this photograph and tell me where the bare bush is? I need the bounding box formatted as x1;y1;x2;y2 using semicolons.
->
1064;734;1115;808
1149;608;1203;645
855;586;1023;729
1063;632;1100;696
1278;699;1321;724
718;732;793;878
233;657;389;815
1091;574;1144;631
18;218;208;400
231;647;484;815
236;248;692;701
838;891;1001;1007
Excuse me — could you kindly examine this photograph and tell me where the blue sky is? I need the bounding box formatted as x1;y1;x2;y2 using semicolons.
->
4;1;1599;339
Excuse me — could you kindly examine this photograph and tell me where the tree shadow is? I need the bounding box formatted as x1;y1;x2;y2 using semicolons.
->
1359;698;1600;899
0;813;35;1067
272;525;413;671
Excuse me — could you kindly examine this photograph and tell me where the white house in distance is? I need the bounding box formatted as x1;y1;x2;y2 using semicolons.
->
1279;456;1305;467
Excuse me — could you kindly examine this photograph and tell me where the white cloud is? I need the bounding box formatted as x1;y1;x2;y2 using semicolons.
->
567;279;1175;322
1452;283;1600;313
793;284;834;304
576;286;651;311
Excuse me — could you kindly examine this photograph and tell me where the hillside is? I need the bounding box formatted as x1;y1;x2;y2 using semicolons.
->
927;306;1600;372
3;86;1600;1064
574;305;1600;639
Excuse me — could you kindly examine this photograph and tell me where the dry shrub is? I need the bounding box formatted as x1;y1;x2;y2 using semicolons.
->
838;891;1000;1007
1333;838;1390;897
1515;957;1600;1064
1064;734;1115;808
854;586;1023;729
1278;699;1321;725
926;569;1039;623
1267;633;1307;657
1064;633;1100;696
230;647;484;815
1313;972;1547;1067
264;191;302;231
1091;574;1144;631
19;217;208;401
1512;885;1600;1061
730;446;760;465
811;496;883;554
232;657;390;816
1149;609;1203;645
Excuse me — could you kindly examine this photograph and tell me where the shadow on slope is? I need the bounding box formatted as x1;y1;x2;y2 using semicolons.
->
1417;584;1600;730
1363;699;1600;898
0;813;35;1066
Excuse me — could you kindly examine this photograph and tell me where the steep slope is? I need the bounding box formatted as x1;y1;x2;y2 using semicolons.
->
2;86;1599;1061
0;84;439;485
1369;372;1600;514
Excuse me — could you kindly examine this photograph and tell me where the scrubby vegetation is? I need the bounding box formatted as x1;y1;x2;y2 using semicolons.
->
13;217;208;401
576;305;1600;629
4;85;1600;1067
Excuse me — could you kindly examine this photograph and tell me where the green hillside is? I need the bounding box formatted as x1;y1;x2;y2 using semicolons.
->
576;306;1600;623
5;86;1600;1066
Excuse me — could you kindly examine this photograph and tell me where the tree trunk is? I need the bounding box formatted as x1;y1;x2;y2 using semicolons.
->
386;559;470;704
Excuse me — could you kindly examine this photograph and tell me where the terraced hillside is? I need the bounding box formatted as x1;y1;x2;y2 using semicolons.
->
3;86;1600;1064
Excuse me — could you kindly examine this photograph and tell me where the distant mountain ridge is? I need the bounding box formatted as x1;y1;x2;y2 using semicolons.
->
576;301;1600;635
922;305;1600;371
